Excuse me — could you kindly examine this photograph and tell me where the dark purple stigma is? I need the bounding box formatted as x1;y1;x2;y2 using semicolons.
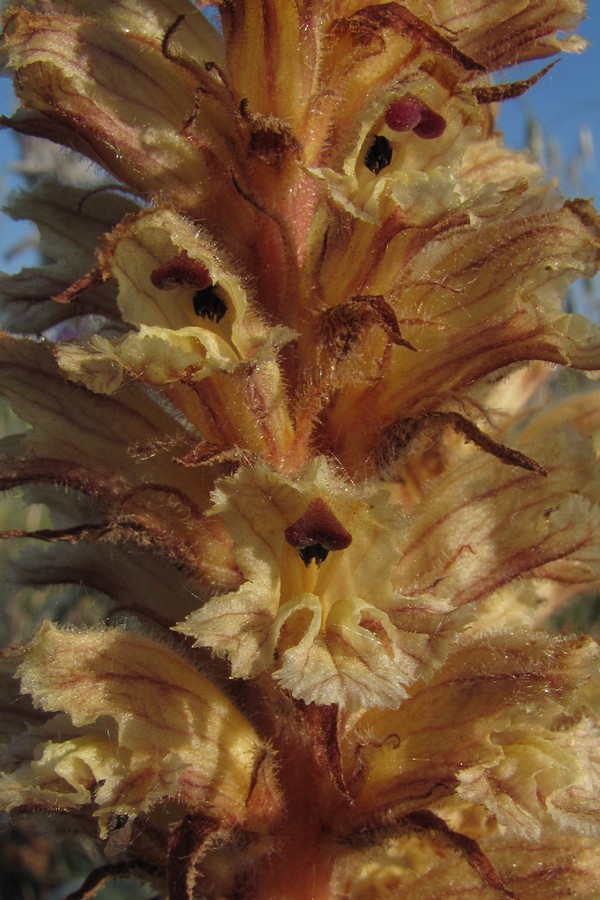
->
151;254;212;291
412;107;446;139
384;97;423;132
384;97;446;140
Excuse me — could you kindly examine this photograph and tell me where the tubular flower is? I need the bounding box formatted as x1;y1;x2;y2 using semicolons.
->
1;1;600;897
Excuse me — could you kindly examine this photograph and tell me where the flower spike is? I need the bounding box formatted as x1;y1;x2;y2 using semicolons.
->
1;1;600;897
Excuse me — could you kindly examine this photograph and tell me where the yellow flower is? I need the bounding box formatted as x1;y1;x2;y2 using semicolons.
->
1;1;600;896
177;456;429;709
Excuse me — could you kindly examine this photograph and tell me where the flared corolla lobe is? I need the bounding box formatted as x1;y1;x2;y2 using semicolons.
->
0;621;282;900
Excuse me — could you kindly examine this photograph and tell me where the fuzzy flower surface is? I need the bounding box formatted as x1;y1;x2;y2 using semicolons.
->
1;1;600;897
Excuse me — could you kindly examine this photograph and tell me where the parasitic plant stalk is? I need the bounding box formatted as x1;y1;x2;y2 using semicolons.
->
2;1;600;897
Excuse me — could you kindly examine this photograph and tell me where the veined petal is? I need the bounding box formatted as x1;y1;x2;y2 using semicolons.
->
0;335;241;592
322;198;600;469
3;7;202;198
337;830;600;899
1;0;599;892
0;336;205;493
457;713;600;840
408;0;587;68
53;0;225;64
394;429;600;610
2;537;236;628
0;622;280;832
345;632;599;830
314;3;482;167
271;594;432;708
457;136;545;188
56;326;236;395
218;0;316;126
519;386;600;454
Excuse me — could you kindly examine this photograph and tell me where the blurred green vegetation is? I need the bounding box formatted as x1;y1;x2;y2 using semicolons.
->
0;818;157;900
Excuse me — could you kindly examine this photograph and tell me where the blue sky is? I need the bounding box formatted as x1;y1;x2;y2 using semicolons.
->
497;11;600;201
1;9;599;279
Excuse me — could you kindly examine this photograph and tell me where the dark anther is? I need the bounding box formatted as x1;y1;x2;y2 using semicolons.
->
108;814;129;833
192;286;227;322
285;498;352;567
298;543;331;566
365;134;392;174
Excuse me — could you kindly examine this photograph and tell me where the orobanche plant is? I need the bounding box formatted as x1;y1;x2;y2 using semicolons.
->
1;1;600;897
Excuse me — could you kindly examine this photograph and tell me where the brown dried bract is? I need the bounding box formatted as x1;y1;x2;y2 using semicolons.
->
318;294;416;363
376;411;547;477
